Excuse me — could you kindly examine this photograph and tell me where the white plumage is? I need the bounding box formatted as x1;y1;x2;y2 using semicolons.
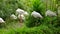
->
45;10;57;17
16;8;25;15
23;11;29;16
0;18;5;23
16;8;29;23
18;14;25;20
31;11;43;18
10;14;17;19
16;8;29;16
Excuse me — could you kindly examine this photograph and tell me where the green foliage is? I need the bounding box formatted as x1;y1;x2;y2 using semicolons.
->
0;24;60;34
32;0;45;16
26;15;42;27
0;0;18;20
0;0;29;20
26;0;46;27
0;0;60;34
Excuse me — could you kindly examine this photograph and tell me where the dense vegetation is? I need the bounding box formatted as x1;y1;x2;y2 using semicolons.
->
0;0;60;34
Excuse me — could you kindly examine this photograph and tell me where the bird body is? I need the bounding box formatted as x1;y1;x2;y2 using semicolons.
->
23;11;29;16
31;11;43;18
0;18;5;23
18;14;25;20
16;8;25;15
10;14;17;19
45;10;57;17
16;8;29;23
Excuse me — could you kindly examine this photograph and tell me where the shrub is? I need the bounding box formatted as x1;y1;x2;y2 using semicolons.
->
26;0;45;27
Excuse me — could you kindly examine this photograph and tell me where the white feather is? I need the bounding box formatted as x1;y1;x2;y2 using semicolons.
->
31;11;43;18
0;18;5;23
10;14;17;19
45;10;57;17
23;11;29;16
16;8;25;15
18;14;25;20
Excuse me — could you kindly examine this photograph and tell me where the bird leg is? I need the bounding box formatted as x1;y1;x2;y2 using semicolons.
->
20;15;22;23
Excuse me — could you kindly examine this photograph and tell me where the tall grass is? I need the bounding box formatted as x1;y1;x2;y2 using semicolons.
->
25;0;46;27
0;0;60;34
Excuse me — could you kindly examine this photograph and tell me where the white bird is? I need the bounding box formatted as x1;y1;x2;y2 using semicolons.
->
16;8;29;23
45;10;57;17
31;11;43;18
0;18;5;23
16;8;25;15
23;11;29;16
10;14;17;19
18;14;25;21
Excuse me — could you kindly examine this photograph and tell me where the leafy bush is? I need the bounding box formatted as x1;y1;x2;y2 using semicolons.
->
26;0;46;27
0;0;18;20
32;0;45;16
0;0;28;20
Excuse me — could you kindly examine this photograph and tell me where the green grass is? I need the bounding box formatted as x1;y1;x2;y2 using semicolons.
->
0;0;60;34
0;18;60;34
